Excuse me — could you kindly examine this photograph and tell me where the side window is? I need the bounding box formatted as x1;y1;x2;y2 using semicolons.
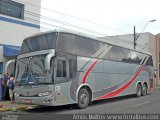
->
108;46;130;62
50;58;54;81
130;51;144;64
69;59;77;78
146;56;153;66
57;60;66;77
103;52;110;60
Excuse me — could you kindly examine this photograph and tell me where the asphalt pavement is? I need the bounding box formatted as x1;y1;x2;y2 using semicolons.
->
0;86;160;120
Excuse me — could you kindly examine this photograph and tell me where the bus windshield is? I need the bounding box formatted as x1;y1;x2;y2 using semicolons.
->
15;54;53;85
20;32;57;54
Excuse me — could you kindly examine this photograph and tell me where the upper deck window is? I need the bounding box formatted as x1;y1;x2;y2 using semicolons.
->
20;33;57;54
0;0;24;19
58;33;105;57
146;56;153;66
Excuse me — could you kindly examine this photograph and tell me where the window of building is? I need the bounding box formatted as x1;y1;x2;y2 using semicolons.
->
0;0;24;19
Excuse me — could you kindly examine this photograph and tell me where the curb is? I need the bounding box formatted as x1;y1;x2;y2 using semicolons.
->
0;106;27;112
0;105;38;112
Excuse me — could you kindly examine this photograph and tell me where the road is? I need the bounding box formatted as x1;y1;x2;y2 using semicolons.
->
2;88;160;120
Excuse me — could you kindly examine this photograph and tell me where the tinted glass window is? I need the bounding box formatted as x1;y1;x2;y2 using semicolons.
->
121;49;131;62
103;52;110;60
50;58;54;82
0;0;24;19
107;46;130;62
75;36;105;57
20;33;57;54
146;56;153;66
109;46;121;61
58;33;105;57
15;54;50;84
57;60;66;77
69;59;77;78
130;51;144;64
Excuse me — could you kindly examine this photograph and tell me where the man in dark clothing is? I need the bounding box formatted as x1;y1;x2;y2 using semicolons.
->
2;73;9;101
0;77;2;101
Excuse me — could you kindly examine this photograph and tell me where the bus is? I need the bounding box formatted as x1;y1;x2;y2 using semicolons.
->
14;31;154;108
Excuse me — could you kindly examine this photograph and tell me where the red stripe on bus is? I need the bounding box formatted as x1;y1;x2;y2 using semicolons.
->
96;65;145;100
82;60;98;84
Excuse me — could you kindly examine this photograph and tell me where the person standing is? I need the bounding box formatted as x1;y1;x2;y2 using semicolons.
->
0;77;3;104
2;73;9;101
0;77;2;101
7;74;15;103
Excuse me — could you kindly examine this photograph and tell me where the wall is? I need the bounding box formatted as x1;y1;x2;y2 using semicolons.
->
0;18;39;46
0;0;41;46
14;0;41;24
0;0;41;75
148;33;157;85
156;36;160;85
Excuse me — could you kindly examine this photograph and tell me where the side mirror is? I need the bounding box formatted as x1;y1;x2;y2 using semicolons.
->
45;51;55;71
5;59;15;73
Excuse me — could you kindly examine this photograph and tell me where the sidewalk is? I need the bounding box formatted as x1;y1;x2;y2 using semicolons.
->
154;85;160;90
0;101;38;112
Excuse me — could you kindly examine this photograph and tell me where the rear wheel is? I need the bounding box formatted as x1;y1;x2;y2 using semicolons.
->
77;88;90;109
136;84;142;97
142;83;147;96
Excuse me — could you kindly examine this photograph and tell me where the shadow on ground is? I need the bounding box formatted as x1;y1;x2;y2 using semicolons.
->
24;94;140;113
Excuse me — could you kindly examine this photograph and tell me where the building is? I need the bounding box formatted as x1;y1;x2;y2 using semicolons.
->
101;32;160;86
0;0;41;76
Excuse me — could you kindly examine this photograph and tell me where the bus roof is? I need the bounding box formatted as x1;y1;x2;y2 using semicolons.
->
24;30;152;56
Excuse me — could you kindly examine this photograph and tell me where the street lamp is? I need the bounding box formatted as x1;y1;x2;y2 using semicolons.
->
133;19;156;49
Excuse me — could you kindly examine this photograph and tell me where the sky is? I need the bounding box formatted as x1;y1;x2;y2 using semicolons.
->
41;0;160;37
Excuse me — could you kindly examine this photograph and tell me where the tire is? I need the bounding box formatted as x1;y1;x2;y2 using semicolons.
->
136;84;142;97
77;88;90;109
142;84;147;96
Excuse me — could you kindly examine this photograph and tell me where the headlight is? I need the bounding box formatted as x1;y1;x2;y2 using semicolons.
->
38;91;52;97
15;93;20;97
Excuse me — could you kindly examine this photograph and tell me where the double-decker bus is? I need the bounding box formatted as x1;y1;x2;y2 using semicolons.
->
14;31;154;108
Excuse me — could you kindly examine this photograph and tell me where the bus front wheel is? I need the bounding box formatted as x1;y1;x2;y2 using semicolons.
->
77;88;90;109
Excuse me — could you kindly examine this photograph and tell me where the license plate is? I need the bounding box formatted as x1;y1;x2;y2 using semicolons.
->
25;99;32;104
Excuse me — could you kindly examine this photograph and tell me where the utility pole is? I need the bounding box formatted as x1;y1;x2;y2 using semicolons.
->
133;19;156;50
133;26;136;49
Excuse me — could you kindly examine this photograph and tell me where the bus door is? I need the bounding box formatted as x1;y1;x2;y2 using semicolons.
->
54;56;70;104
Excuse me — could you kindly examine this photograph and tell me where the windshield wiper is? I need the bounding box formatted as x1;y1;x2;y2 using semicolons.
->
17;59;42;75
17;59;41;85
